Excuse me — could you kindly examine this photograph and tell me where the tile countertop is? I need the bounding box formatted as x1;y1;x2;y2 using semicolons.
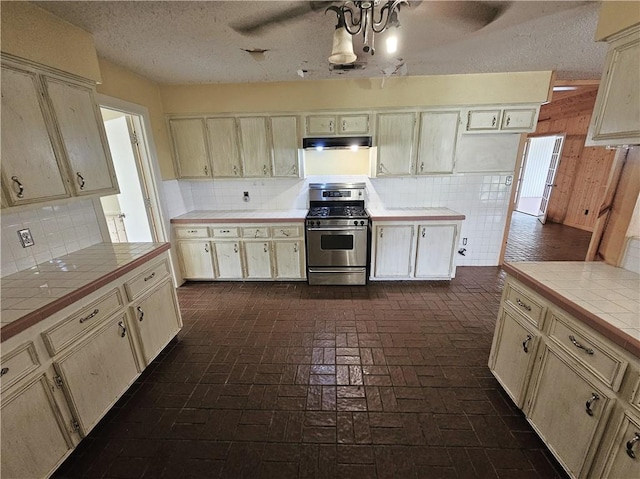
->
504;261;640;357
1;242;170;342
367;207;466;221
171;209;308;224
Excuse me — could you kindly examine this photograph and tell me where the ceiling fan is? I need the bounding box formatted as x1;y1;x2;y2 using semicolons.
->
231;1;510;36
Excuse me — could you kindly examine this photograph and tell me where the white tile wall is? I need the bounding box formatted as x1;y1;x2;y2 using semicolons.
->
1;199;103;277
622;237;640;274
163;173;513;267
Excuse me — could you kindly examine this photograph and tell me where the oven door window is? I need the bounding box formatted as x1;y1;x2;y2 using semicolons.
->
321;234;353;251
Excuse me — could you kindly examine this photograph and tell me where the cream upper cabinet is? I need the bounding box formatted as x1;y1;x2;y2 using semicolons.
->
243;240;273;279
270;116;299;177
501;108;538;131
1;372;74;479
375;112;416;176
466;109;501;131
44;77;118;196
373;224;414;277
0;64;70;206
238;116;271;177
416;111;459;174
464;106;539;133
414;224;457;278
177;241;215;280
169;118;211;178
273;240;305;279
306;115;336;135
587;25;640;146
206;117;242;177
306;113;370;136
338;114;369;134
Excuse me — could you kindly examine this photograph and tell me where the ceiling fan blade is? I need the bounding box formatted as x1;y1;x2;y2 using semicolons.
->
426;1;510;30
231;1;335;35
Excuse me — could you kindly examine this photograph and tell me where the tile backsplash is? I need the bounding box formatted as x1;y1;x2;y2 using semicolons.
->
164;173;513;267
1;199;104;277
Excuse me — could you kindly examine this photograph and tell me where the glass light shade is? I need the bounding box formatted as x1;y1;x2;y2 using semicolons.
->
385;34;398;54
328;27;357;64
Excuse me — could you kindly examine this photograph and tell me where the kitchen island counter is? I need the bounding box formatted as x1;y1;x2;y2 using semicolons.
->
367;207;466;221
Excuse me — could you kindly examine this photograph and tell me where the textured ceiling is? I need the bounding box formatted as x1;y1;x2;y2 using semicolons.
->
33;1;608;85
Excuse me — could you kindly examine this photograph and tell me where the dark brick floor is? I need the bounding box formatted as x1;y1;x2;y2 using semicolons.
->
53;267;570;479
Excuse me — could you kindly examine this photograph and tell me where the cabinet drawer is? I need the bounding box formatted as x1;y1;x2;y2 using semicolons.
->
271;225;302;238
548;311;628;390
466;109;501;131
42;289;123;356
175;227;209;238
0;342;39;392
242;227;270;238
212;227;239;238
124;260;170;301
503;279;546;328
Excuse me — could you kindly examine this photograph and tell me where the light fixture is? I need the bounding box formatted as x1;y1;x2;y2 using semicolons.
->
326;1;408;64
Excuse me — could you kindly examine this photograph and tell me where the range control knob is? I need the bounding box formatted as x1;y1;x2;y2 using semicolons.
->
316;221;321;227
354;220;359;226
360;220;365;226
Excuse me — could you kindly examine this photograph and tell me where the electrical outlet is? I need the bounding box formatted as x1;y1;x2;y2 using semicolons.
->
243;191;250;202
505;176;513;186
18;228;34;248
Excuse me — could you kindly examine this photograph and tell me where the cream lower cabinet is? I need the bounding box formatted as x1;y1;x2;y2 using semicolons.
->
243;240;273;279
273;240;305;279
177;240;215;279
1;371;74;479
213;241;244;279
490;275;639;479
371;221;461;280
0;250;182;479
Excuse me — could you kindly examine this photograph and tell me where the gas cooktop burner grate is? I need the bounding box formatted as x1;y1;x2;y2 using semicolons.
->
307;205;368;218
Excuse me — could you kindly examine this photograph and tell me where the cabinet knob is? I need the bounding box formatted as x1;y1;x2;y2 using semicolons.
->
263;165;268;175
420;162;424;172
421;228;426;238
118;321;127;338
492;116;497;127
264;244;268;253
233;165;238;175
234;244;238;253
585;392;599;416
11;176;24;198
506;115;511;127
204;165;208;175
626;432;640;459
380;228;384;238
0;367;9;377
522;334;532;353
136;306;144;322
76;172;85;190
204;244;209;253
294;243;298;253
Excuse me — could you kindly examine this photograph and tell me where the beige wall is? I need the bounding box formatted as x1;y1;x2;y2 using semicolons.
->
0;2;101;82
160;71;554;115
96;59;175;179
595;1;640;41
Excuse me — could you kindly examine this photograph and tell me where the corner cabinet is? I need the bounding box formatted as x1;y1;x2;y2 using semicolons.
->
0;56;119;207
489;275;640;479
371;220;461;280
169;114;300;179
587;25;640;147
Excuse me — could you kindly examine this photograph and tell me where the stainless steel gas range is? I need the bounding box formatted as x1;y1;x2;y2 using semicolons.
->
305;183;370;285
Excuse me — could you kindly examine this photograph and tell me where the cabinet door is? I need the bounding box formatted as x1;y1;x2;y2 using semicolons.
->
374;225;414;277
416;111;459;174
270;116;299;177
589;27;640;145
274;240;305;279
414;224;456;278
44;77;118;195
501;108;538;131
178;241;215;279
54;314;140;435
206;117;242;177
527;346;612;478
376;112;416;176
598;412;640;479
307;115;336;135
244;240;273;279
170;118;211;178
489;307;539;408
1;65;70;205
1;373;73;479
238;117;271;177
338;114;369;135
131;280;182;365
466;109;501;131
214;241;244;279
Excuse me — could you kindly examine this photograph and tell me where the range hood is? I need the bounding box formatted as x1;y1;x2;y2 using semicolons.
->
303;136;372;150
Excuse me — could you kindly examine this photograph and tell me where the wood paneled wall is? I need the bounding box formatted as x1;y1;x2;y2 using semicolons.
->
531;88;616;231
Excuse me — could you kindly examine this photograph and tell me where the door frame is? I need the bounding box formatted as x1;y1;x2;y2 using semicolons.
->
537;134;566;224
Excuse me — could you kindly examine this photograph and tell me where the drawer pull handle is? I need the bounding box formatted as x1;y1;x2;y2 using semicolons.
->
234;244;238;253
233;165;238;175
118;321;127;338
280;229;290;237
76;172;85;190
626;432;640;459
144;272;156;282
515;298;531;311
506;116;511;127
79;308;99;324
0;367;9;377
264;244;268;253
263;165;268;175
11;176;24;198
205;244;209;253
204;165;208;175
569;335;594;355
492;116;497;127
585;393;599;416
137;306;144;322
522;335;532;353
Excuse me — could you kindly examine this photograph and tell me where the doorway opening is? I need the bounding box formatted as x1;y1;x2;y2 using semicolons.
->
514;134;565;223
99;106;161;243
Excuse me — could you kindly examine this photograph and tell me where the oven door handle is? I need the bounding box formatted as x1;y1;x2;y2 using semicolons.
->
307;226;367;232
